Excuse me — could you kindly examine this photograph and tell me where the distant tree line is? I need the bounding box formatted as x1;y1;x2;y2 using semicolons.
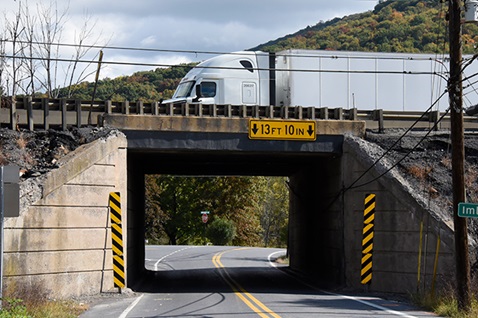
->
254;0;478;54
56;64;194;102
4;0;473;104
145;175;289;247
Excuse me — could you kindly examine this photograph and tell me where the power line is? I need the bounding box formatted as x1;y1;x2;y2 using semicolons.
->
0;53;451;78
348;107;450;191
0;38;459;63
320;88;450;210
344;89;449;192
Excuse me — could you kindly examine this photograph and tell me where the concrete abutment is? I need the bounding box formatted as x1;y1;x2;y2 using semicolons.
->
3;122;457;298
4;131;128;298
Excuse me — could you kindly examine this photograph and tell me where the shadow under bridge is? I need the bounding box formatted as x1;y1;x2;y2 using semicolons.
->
124;128;348;288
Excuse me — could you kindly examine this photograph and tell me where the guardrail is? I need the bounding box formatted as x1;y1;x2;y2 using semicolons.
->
1;96;478;131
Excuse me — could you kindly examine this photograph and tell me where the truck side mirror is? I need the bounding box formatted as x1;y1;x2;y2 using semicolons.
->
192;84;202;102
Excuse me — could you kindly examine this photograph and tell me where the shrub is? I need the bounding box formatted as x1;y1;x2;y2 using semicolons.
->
207;218;236;246
0;298;31;318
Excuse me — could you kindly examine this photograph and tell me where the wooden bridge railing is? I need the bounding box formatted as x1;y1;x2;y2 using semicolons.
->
1;96;476;131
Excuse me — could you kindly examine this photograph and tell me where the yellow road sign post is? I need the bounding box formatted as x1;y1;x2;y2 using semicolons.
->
248;119;316;141
361;193;376;285
109;192;125;289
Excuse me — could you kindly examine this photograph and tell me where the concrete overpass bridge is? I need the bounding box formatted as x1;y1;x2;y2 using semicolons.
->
1;99;456;298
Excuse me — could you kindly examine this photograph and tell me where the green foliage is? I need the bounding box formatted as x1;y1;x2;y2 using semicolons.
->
145;176;287;247
0;299;31;318
145;175;207;245
258;177;289;247
43;1;478;104
411;290;478;318
206;217;236;245
0;280;85;318
254;0;478;55
57;64;195;102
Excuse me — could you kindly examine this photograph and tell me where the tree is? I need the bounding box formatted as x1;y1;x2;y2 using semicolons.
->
0;34;7;96
205;177;263;246
145;175;205;245
144;175;287;247
4;0;27;96
207;218;236;245
1;0;107;97
259;177;289;247
254;0;463;54
34;0;68;97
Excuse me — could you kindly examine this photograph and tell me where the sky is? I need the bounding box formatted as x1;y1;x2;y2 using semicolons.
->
2;0;378;79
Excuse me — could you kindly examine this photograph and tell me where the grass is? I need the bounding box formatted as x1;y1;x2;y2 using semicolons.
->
413;290;478;318
0;282;87;318
407;165;432;180
0;298;87;318
26;300;87;318
2;277;478;317
275;255;289;265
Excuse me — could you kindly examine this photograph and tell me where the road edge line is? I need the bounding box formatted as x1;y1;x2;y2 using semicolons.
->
118;294;144;318
267;251;419;318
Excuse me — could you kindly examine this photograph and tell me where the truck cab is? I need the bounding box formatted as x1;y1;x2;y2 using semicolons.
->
163;51;270;106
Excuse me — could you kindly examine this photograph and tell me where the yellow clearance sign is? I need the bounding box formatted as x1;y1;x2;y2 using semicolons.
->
248;119;316;141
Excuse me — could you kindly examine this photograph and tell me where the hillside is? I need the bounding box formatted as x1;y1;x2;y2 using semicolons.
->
59;0;478;103
253;0;478;54
56;63;195;103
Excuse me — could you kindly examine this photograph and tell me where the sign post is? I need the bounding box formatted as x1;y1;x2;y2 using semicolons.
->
201;211;210;243
201;211;210;223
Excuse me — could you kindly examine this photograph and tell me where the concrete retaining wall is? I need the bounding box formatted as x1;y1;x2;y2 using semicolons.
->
342;136;455;294
3;132;127;298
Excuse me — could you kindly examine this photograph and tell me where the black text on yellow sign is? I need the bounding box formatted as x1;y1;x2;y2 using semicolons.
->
248;119;316;141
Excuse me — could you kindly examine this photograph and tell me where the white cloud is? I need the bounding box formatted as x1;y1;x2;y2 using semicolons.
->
1;0;377;80
140;35;157;46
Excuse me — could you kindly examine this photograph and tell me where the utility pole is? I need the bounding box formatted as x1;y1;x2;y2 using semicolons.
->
448;0;471;311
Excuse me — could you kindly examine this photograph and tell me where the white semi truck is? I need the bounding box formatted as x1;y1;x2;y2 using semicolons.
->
165;49;478;111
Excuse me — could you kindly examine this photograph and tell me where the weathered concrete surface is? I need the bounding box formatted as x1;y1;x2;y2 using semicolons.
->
101;114;366;137
341;135;455;293
1;119;457;298
4;131;127;298
286;134;455;294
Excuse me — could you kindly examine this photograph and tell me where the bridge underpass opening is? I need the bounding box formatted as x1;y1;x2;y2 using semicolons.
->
143;174;289;247
126;149;344;291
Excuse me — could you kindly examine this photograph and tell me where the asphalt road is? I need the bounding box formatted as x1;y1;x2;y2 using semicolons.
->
81;245;439;318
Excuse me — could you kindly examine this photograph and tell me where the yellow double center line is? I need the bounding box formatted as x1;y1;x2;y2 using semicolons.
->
212;248;281;318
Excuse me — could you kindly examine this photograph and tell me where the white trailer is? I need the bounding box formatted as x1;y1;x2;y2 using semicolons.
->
165;49;478;111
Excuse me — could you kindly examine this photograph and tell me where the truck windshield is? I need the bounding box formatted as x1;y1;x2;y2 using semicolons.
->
174;81;195;98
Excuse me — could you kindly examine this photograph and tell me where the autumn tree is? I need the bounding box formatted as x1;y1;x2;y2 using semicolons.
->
145;175;286;247
145;175;207;245
254;0;478;54
205;176;263;247
259;177;289;247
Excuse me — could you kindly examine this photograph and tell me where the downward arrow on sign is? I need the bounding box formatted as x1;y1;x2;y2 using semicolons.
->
251;123;259;135
307;125;314;136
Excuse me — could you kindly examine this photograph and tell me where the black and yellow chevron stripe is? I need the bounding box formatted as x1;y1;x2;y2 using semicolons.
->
109;192;125;289
361;193;375;285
